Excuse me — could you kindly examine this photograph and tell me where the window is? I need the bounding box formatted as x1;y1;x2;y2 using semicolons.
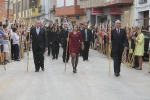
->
13;4;16;14
66;0;74;6
77;0;80;5
57;0;64;7
18;1;21;12
138;0;147;4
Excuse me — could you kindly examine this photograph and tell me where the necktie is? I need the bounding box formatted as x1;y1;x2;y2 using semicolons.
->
117;29;120;35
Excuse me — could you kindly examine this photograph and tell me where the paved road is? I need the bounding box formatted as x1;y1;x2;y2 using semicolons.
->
0;48;150;100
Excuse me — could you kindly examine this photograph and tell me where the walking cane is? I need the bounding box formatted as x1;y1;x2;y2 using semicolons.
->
0;47;6;70
65;31;70;71
27;31;30;71
9;29;12;63
108;20;111;77
148;53;150;73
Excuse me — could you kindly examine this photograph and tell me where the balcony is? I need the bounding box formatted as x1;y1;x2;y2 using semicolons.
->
104;0;134;7
55;5;84;17
31;8;40;17
80;0;105;8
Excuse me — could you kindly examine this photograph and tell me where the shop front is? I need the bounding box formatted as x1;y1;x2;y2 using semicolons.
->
110;8;121;25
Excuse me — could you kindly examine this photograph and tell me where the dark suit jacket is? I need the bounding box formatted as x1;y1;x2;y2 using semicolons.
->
30;27;48;49
131;32;138;50
60;28;69;46
51;30;60;43
81;29;92;43
111;28;127;53
46;26;53;43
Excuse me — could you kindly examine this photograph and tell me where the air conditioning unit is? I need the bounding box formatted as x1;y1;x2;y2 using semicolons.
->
138;0;147;4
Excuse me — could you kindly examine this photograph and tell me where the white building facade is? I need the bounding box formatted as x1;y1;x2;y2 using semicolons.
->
37;0;61;24
134;0;150;30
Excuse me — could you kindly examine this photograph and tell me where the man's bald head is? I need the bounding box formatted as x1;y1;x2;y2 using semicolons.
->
115;20;121;28
36;20;41;28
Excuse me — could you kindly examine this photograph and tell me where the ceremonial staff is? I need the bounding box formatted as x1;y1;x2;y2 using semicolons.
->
125;23;129;67
65;31;70;71
128;20;136;67
108;20;111;77
149;53;150;73
9;27;12;63
27;10;32;71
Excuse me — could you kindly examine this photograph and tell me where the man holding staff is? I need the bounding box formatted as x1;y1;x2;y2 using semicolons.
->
60;23;70;63
111;20;128;77
28;20;48;72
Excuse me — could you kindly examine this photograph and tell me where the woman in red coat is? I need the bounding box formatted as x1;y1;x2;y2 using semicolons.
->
68;24;84;73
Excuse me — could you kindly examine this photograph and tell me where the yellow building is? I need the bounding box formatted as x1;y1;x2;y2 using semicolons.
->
13;0;41;27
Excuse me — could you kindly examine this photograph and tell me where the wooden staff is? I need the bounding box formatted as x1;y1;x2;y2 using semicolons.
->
27;15;32;71
9;29;12;63
0;47;6;70
128;20;135;67
27;31;30;71
108;20;111;77
148;54;150;73
65;31;70;71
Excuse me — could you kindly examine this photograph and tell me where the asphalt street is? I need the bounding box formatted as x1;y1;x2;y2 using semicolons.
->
0;48;150;100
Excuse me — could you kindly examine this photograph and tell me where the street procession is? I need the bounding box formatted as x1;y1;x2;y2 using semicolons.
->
0;0;150;100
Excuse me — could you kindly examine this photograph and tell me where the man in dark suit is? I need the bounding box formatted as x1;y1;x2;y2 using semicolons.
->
79;23;84;56
60;23;69;62
29;20;48;72
46;20;53;56
81;23;92;61
111;20;128;76
131;26;139;69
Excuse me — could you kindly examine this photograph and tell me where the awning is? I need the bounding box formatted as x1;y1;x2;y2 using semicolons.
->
104;0;133;7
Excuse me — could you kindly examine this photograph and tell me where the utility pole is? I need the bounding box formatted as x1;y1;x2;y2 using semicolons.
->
7;0;10;19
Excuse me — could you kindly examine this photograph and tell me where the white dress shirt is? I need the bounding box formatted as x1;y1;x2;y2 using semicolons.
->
12;32;19;45
36;27;40;35
85;29;88;41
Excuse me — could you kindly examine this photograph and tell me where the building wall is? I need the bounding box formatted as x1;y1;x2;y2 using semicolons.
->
55;0;84;16
134;0;150;30
67;15;86;25
121;5;135;27
0;0;13;22
50;0;61;24
80;0;104;8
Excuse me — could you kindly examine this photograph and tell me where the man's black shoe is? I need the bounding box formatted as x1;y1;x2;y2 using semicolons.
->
52;57;55;59
42;68;44;71
14;59;21;61
35;70;39;72
116;73;120;77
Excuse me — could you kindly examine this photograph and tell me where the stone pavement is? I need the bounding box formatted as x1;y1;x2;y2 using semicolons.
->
0;48;150;100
